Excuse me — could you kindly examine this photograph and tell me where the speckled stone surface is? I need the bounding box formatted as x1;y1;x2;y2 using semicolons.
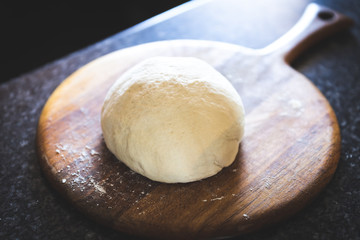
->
0;0;359;239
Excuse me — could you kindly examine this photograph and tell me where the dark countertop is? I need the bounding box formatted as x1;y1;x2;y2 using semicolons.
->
1;0;359;239
1;0;189;82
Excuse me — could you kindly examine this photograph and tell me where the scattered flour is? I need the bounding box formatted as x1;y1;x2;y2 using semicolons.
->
210;196;225;201
90;149;100;156
94;183;106;194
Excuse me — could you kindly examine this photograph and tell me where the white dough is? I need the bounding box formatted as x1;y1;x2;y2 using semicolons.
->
101;57;245;183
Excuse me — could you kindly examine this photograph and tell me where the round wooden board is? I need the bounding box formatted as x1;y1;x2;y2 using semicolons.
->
37;4;349;239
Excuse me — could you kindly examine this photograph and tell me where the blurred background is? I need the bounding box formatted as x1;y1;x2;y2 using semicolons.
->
1;1;189;83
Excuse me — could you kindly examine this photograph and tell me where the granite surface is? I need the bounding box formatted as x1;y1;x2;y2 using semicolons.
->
0;0;359;239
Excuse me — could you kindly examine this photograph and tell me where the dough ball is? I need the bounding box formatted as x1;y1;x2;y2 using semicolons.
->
101;57;245;183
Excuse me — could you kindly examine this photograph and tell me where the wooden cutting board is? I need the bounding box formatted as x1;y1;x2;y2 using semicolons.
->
37;4;352;239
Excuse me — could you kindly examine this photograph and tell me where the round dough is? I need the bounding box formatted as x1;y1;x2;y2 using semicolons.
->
101;57;245;183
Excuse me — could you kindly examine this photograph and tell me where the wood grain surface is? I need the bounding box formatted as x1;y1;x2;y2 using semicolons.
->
37;4;352;239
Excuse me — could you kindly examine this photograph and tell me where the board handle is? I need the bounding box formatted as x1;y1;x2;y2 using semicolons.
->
260;3;353;63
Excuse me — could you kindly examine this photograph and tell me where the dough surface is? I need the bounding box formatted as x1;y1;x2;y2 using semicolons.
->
101;57;245;183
